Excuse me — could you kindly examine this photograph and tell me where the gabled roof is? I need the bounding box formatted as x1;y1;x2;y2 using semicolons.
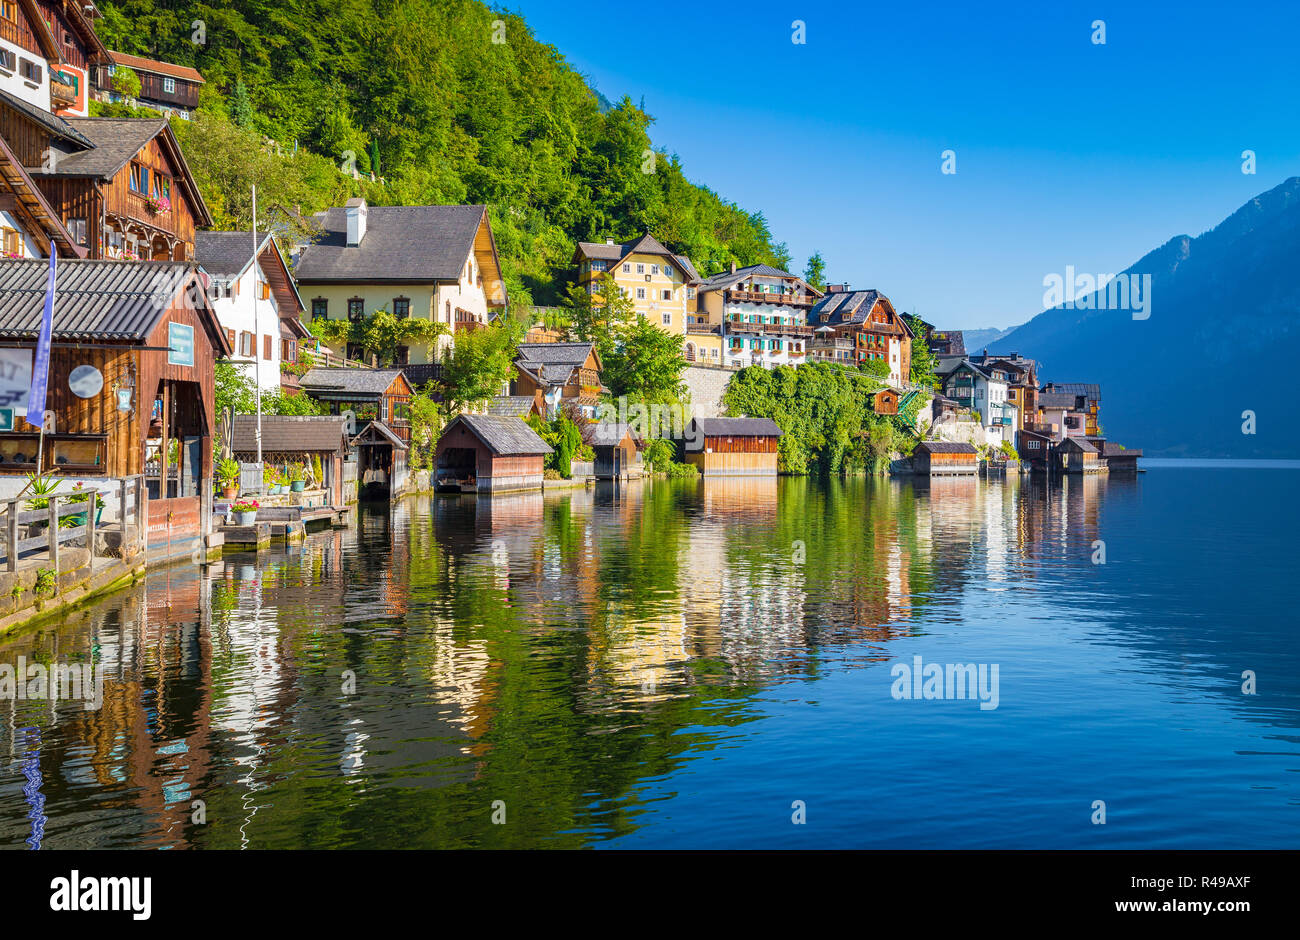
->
515;341;598;386
808;289;911;336
587;421;636;446
299;367;407;395
0;89;95;149
1038;391;1084;409
0;260;223;350
16;0;62;61
1057;437;1097;453
294;205;504;304
443;413;553;456
351;420;408;450
1043;382;1100;404
484;396;538;418
106;51;205;84
573;232;700;282
690;417;783;437
915;441;978;454
230;415;349;454
696;263;818;296
195;230;305;315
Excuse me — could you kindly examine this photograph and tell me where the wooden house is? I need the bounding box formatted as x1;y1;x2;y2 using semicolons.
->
872;386;903;416
1094;439;1142;473
229;415;351;506
807;287;913;385
350;419;407;498
512;341;603;418
434;413;552;493
1017;427;1053;470
92;51;204;119
37;0;110;118
298;367;412;442
682;417;781;476
1056;436;1101;474
588;421;638;480
0;131;85;257
912;441;978;476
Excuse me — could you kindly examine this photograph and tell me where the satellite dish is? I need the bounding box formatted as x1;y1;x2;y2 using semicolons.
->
342;409;356;434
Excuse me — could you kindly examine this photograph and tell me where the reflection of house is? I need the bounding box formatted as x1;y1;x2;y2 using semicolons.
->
196;230;308;396
696;264;821;370
682;417;781;476
511;342;603;418
808;286;912;384
912;441;978;475
229;415;350;505
434;413;552;493
92;51;203;119
295;200;507;366
299;367;412;442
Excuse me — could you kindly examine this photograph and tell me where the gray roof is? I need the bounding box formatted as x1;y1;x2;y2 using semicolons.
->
1058;437;1097;453
447;414;553;456
696;263;806;295
35;118;170;178
0;89;94;149
1097;441;1141;458
915;441;978;454
691;417;783;437
1038;391;1083;409
809;289;881;326
0;259;198;340
516;342;595;385
299;367;406;395
588;421;635;446
295;204;486;282
1044;382;1101;403
195;231;274;277
230;415;349;454
574;233;700;282
484;396;537;417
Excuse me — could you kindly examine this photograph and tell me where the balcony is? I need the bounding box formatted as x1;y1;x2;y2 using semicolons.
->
51;77;78;105
725;317;813;336
725;289;816;308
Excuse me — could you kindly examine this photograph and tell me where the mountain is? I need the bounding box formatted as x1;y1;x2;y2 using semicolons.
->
960;325;1021;354
992;178;1300;457
95;0;791;304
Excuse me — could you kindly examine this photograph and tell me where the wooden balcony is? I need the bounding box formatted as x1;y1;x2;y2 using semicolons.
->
725;289;816;307
726;318;813;336
50;78;79;105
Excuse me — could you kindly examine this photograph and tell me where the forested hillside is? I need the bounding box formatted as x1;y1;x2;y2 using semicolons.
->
96;0;790;304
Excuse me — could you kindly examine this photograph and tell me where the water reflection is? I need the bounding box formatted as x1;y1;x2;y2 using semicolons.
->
1;467;1296;848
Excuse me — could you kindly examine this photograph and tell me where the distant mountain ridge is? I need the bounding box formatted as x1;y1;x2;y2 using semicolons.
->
959;326;1021;354
991;177;1300;457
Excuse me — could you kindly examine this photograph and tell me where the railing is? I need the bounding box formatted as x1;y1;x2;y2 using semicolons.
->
50;79;78;104
307;348;369;369
725;319;814;336
1;476;146;573
725;290;816;307
402;363;444;386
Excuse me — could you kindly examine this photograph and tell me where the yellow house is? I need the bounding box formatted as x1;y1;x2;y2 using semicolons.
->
295;200;507;366
573;233;701;335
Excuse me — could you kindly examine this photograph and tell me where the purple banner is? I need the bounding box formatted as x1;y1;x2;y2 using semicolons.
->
25;248;56;428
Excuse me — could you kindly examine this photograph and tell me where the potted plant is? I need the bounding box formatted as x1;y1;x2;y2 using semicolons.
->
65;482;105;528
23;473;59;531
218;458;241;498
288;463;306;492
231;499;259;525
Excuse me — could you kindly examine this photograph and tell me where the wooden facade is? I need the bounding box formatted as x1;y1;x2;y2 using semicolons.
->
912;441;978;476
682;417;781;476
873;387;901;416
434;415;551;493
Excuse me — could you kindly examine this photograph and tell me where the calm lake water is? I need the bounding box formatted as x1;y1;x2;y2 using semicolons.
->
1;462;1297;849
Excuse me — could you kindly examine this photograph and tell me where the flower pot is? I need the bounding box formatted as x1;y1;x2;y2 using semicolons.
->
290;481;305;492
235;511;257;525
222;485;238;498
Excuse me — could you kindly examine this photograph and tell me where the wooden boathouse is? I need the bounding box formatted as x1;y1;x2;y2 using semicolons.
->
681;417;781;476
912;441;978;476
1056;436;1102;474
229;415;351;505
589;422;638;480
434;414;552;493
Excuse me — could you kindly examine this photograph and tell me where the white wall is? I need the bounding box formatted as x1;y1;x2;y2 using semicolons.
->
210;261;284;393
0;209;43;258
0;38;50;113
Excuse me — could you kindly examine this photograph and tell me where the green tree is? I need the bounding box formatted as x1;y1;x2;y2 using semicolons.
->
601;314;687;405
904;314;941;388
111;65;141;99
803;252;828;292
437;318;525;413
310;308;448;367
231;80;254;128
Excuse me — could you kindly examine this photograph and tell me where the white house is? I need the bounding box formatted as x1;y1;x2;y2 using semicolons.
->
196;230;309;395
693;264;822;369
939;358;1018;445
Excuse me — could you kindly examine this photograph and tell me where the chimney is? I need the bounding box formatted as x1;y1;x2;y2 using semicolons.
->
344;198;367;246
730;261;736;274
605;238;615;245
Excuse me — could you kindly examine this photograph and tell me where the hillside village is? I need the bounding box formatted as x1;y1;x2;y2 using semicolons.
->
0;3;1140;626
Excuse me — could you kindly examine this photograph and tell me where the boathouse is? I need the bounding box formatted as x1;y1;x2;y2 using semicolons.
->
912;441;978;476
229;415;351;505
0;258;230;562
350;420;408;497
682;417;781;476
435;414;552;493
1056;436;1101;474
589;422;638;480
1095;439;1142;473
298;367;412;442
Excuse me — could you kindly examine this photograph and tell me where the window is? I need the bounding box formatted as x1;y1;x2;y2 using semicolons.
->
445;300;451;320
686;287;695;299
661;289;672;300
225;328;236;349
0;49;15;73
636;287;646;299
650;264;658;275
346;343;366;362
347;298;364;321
67;218;87;246
392;297;410;318
663;264;673;279
636;264;644;274
19;59;41;84
312;298;328;319
1;226;22;256
239;331;255;357
0;3;14;24
263;334;273;360
282;339;296;362
622;263;630;273
661;312;671;326
163;76;176;93
394;346;409;366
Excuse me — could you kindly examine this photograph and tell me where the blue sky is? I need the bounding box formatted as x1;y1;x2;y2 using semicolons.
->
511;0;1300;329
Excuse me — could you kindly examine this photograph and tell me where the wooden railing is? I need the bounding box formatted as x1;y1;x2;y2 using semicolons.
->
1;476;146;573
725;290;817;307
725;319;813;336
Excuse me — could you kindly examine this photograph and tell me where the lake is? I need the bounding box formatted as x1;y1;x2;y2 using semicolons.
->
1;462;1297;849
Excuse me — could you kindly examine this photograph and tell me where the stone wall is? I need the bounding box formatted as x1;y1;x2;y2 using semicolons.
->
683;365;734;419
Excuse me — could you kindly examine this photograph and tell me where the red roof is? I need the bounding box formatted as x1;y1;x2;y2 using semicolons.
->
107;51;205;84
